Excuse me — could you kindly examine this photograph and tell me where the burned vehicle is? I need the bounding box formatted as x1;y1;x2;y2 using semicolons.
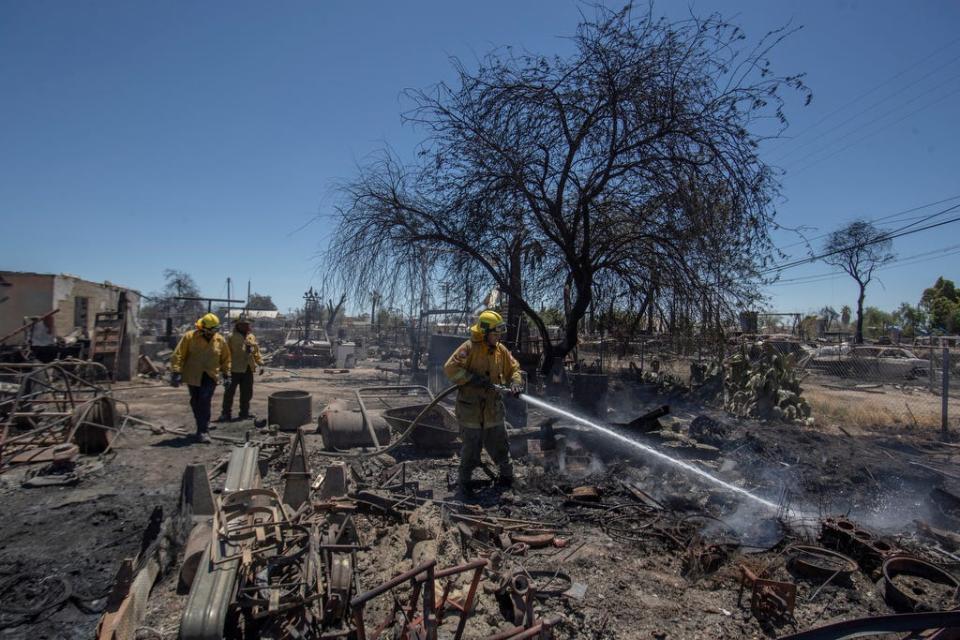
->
812;345;928;379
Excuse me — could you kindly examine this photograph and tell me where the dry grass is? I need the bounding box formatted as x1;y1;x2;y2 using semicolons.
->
802;382;953;430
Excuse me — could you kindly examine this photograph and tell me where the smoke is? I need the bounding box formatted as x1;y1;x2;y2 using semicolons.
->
555;437;607;478
521;393;788;514
528;388;944;540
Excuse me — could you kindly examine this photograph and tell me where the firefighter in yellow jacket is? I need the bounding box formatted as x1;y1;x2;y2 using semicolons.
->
218;314;264;422
170;313;231;443
444;310;523;494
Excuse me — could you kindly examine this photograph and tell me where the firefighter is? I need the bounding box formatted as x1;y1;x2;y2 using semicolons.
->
443;310;523;496
170;313;231;444
218;314;264;422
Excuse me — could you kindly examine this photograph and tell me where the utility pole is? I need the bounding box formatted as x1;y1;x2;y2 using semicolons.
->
370;291;381;345
226;278;232;323
943;347;951;442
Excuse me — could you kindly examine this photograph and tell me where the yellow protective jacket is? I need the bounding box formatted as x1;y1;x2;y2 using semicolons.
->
443;333;521;429
170;330;231;387
227;331;263;374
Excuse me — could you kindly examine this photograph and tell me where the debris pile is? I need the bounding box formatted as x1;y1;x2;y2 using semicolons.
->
0;359;127;477
4;374;959;639
169;433;568;639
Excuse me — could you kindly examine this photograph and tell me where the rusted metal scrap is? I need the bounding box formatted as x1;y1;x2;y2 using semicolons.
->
776;610;960;640
786;545;858;583
739;564;797;625
350;559;437;640
881;555;960;613
483;615;561;640
409;558;487;640
0;360;123;473
820;516;901;573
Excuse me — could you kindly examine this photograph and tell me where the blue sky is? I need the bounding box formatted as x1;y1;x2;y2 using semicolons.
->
2;1;959;317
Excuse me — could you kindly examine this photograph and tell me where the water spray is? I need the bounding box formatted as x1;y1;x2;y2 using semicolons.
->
512;391;783;513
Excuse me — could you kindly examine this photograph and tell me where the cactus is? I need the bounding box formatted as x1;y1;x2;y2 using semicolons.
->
722;342;811;424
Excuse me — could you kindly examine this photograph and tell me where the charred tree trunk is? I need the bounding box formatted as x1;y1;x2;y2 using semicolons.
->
505;238;524;353
325;294;347;337
855;280;866;345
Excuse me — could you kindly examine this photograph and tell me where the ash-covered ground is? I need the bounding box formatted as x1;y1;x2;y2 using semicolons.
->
2;365;959;639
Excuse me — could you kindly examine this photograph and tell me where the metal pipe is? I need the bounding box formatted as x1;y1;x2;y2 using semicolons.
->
350;559;437;607
483;617;560;640
454;562;487;640
0;309;60;344
416;558;487;581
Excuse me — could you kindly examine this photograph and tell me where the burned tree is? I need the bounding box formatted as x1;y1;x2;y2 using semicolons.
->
821;220;895;344
141;269;205;327
325;5;808;373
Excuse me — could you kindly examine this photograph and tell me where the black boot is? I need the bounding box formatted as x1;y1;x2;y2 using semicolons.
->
215;411;232;423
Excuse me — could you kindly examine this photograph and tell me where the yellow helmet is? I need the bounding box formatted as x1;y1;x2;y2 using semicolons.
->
195;313;221;330
473;309;506;335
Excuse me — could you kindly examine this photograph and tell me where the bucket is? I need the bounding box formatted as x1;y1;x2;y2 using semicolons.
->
268;390;312;431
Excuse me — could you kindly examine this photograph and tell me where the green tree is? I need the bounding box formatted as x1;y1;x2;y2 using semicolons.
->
922;277;958;306
862;306;894;340
929;297;958;333
895;302;925;339
920;277;959;334
840;305;852;327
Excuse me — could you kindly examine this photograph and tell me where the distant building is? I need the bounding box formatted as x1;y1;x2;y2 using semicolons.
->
223;308;282;321
0;271;141;379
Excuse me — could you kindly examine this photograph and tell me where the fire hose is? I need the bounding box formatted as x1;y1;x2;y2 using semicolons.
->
310;384;461;458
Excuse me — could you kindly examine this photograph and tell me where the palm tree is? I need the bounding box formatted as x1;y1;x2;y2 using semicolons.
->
840;305;852;328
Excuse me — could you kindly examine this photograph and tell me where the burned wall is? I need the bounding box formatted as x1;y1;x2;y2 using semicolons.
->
0;272;55;342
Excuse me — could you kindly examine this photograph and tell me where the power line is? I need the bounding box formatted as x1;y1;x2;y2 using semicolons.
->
768;243;960;286
787;82;960;175
766;212;960;275
769;247;960;287
767;34;960;152
762;203;960;275
784;243;960;284
771;53;960;163
775;193;960;252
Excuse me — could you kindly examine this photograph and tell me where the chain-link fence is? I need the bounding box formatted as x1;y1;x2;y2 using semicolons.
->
574;335;958;433
801;342;956;432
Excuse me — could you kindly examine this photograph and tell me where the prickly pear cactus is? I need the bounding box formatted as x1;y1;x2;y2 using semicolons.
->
723;343;813;425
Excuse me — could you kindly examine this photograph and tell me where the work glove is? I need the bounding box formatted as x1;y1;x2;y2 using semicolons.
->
509;382;524;397
467;373;492;389
170;372;182;388
222;375;232;389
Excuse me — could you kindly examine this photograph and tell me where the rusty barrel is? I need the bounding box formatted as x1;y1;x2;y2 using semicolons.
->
319;400;391;450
